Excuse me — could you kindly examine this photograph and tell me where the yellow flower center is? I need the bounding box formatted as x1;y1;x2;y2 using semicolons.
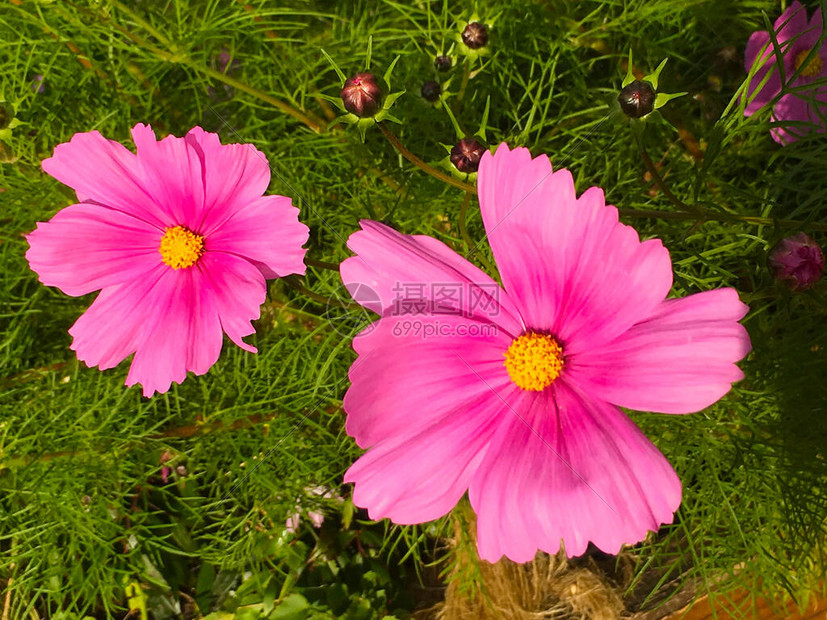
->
159;226;204;269
504;333;564;391
795;46;823;78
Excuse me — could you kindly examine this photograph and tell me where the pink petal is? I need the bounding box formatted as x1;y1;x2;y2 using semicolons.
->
125;252;266;396
69;264;167;371
285;513;300;533
469;382;681;563
796;7;823;56
744;31;782;116
183;127;272;235
477;144;672;353
345;381;512;524
124;267;223;396
743;2;817;115
41;130;168;228
26;203;161;296
198;251;268;353
131;124;205;228
771;90;827;144
344;313;512;448
340;220;524;336
776;2;810;45
565;289;751;414
206;195;308;277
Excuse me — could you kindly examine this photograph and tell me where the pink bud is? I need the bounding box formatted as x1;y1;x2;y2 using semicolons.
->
769;232;824;290
340;73;383;117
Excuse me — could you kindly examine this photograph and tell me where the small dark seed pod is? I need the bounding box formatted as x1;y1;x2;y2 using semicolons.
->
461;22;489;50
450;138;486;173
421;80;441;102
434;55;452;72
617;80;656;118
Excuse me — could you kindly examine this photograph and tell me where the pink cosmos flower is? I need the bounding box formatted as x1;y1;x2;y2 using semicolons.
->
26;124;308;396
285;485;341;533
744;1;827;143
339;144;751;563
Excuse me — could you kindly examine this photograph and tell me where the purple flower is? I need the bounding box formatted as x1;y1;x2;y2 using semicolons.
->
31;75;45;94
769;232;824;290
160;451;172;484
744;1;827;144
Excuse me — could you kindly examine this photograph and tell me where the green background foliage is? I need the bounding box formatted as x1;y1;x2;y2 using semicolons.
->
1;0;826;618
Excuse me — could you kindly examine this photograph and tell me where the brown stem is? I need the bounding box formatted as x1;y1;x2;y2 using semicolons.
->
634;130;703;217
458;192;496;274
77;1;324;132
282;275;360;310
377;123;477;194
456;61;471;105
618;207;827;230
196;65;325;132
304;257;341;272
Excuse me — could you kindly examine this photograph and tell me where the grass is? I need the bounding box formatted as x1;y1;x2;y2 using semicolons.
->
1;0;827;618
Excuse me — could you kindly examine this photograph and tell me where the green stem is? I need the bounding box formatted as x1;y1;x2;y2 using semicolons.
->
633;129;704;217
194;64;325;132
282;276;360;310
83;1;324;132
456;61;471;105
110;0;172;47
618;207;827;231
458;192;496;273
377;123;477;193
305;257;341;272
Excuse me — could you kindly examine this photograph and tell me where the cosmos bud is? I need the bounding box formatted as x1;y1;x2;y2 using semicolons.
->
450;138;486;173
340;72;383;118
434;55;452;72
461;22;489;50
768;232;824;291
618;80;656;118
421;80;441;102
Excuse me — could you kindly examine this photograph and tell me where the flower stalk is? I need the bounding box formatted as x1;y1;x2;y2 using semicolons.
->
377;122;476;193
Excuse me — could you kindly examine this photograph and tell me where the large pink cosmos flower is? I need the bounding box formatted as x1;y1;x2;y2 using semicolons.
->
744;1;827;144
26;124;308;396
340;144;751;562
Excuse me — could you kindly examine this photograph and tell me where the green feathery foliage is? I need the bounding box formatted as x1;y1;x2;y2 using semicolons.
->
1;0;826;618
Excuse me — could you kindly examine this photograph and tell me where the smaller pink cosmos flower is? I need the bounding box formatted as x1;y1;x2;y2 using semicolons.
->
768;232;824;290
26;124;308;396
285;486;341;533
744;1;827;143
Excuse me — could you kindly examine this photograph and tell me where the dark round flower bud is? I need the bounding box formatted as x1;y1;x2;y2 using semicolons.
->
340;72;383;117
450;138;486;173
421;80;441;102
434;55;452;72
461;22;489;50
768;232;824;291
618;80;656;118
